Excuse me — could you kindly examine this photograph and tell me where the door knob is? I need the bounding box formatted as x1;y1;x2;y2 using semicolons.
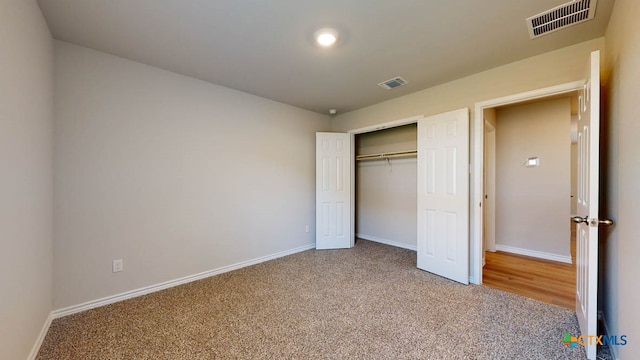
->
596;218;614;226
571;216;614;226
572;216;588;224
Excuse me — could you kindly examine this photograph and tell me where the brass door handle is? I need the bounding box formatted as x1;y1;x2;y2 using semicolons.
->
597;218;614;226
571;216;614;226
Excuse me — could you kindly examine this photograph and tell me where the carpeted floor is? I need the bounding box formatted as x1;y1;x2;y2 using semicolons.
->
37;240;589;359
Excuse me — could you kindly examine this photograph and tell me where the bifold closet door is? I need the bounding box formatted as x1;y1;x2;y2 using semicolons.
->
315;132;353;250
416;108;469;284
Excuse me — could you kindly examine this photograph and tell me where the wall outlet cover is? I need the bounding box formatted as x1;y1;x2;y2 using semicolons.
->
112;259;123;273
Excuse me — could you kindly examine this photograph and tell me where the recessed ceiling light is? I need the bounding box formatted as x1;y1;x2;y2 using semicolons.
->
314;28;338;47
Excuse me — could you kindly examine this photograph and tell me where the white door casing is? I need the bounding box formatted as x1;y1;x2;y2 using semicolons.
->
574;50;601;360
417;108;469;284
484;122;496;254
316;132;353;250
472;80;585;285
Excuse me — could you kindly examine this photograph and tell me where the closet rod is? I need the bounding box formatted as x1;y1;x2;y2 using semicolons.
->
356;150;417;161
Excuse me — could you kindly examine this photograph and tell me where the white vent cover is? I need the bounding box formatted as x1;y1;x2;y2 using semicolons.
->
526;0;598;39
378;76;408;90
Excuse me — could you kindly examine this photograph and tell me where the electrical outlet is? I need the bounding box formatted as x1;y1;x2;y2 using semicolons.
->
305;225;310;233
112;259;123;273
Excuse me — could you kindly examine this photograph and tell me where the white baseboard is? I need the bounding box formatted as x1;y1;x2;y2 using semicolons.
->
356;233;417;251
52;244;314;319
495;244;572;264
27;312;52;360
599;310;620;360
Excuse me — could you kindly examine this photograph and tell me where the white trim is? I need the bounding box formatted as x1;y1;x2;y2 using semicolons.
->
350;132;357;251
347;115;423;134
52;244;314;319
599;311;620;360
357;233;417;251
495;244;572;264
472;81;584;285
484;121;496;252
474;81;585;110
27;312;52;360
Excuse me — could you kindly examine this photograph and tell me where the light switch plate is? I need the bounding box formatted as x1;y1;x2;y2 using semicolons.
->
526;157;539;167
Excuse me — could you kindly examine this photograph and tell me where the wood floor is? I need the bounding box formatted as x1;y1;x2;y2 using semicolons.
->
482;228;576;309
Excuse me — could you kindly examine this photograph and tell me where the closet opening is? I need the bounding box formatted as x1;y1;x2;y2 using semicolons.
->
353;123;418;252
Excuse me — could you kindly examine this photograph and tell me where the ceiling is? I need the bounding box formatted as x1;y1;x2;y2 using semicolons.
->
37;0;614;115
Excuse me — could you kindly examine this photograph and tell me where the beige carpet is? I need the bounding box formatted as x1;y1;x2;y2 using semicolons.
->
37;240;588;359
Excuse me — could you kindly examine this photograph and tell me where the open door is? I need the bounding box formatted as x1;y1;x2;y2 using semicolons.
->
572;50;611;360
316;132;353;249
417;108;469;284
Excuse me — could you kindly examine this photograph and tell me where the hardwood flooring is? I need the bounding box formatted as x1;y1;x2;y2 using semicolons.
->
482;228;576;309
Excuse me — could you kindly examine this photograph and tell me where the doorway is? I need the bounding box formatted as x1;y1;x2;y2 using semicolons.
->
477;90;580;308
471;81;584;284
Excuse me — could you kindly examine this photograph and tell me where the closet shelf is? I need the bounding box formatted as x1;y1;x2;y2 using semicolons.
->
356;150;417;161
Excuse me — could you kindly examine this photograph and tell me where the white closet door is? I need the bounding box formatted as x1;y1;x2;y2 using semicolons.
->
315;132;353;249
417;108;469;284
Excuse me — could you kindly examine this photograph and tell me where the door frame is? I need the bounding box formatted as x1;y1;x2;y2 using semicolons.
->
483;119;496;257
471;80;584;284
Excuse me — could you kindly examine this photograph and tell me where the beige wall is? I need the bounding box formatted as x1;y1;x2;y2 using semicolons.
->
495;98;571;259
356;125;417;249
483;108;497;129
331;38;604;133
0;0;53;358
603;0;640;358
53;41;330;309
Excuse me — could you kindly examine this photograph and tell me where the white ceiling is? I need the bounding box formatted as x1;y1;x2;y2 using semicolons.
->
37;0;614;115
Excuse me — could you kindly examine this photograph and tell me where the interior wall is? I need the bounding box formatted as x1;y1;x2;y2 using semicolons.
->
570;103;578;215
603;0;640;357
356;125;417;249
53;41;330;309
484;108;497;129
331;38;604;282
0;0;53;358
494;98;571;259
331;39;604;133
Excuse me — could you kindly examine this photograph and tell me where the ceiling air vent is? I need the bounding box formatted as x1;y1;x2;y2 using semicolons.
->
378;76;408;90
526;0;598;39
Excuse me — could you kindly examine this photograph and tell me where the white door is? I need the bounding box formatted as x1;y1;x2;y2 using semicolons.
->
573;50;606;360
417;108;469;284
316;132;353;249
